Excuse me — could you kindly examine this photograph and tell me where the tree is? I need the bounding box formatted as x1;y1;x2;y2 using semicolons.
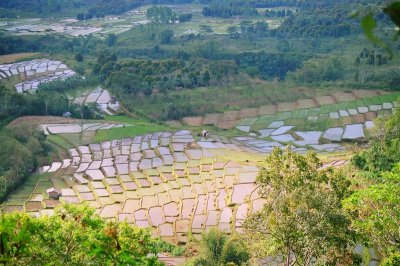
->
75;53;83;62
351;104;400;172
0;204;162;265
227;26;239;39
199;25;213;34
76;13;85;21
106;33;117;47
160;29;174;45
343;164;400;258
147;6;174;24
202;70;211;85
244;147;357;265
178;13;192;23
189;228;249;266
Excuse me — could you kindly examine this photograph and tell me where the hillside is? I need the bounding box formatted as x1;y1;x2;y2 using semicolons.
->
1;0;400;265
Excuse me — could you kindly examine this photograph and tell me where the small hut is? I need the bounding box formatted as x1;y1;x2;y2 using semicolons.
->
46;187;61;200
62;111;72;118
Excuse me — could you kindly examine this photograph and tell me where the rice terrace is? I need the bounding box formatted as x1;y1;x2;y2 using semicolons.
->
1;0;400;265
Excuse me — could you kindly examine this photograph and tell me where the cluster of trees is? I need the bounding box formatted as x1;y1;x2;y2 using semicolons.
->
202;5;258;18
245;147;358;264
147;6;193;24
352;106;400;173
93;51;237;96
356;48;390;66
0;33;105;57
200;0;375;19
279;8;357;37
264;8;294;17
0;126;46;202
76;11;104;21
75;0;145;20
0;0;144;17
0;0;65;14
227;21;269;39
235;51;303;80
0;0;203;17
0;80;99;127
286;57;344;83
0;204;165;265
346;103;400;263
178;13;193;22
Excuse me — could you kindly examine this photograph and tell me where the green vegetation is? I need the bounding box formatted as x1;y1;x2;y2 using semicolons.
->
352;103;400;172
342;105;400;262
147;5;192;24
188;229;250;266
344;166;400;260
1;0;400;264
0;204;163;265
0;126;47;201
1;0;398;121
0;83;99;128
245;147;357;265
46;134;73;150
242;106;400;264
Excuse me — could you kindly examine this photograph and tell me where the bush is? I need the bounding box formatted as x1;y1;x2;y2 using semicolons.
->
0;204;163;265
382;253;400;266
222;235;250;266
0;126;46;201
287;58;344;83
75;53;84;62
189;229;250;266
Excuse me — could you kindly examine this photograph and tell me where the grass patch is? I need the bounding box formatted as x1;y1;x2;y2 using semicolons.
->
383;92;400;102
3;198;28;206
285;118;307;128
6;173;51;201
58;133;82;147
276;112;292;120
46;134;73;150
95;124;170;142
103;115;149;125
336;101;358;110
362;98;375;106
256;114;275;124
291;109;308;119
319;104;339;114
354;99;367;107
251;123;270;131
237;117;257;126
308;108;321;116
0;52;41;64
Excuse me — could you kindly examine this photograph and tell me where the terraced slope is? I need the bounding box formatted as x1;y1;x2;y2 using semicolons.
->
3;130;347;244
181;90;399;131
71;87;120;115
0;58;76;93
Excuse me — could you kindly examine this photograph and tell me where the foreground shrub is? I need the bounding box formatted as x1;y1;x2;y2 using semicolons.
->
0;204;162;265
188;228;250;266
